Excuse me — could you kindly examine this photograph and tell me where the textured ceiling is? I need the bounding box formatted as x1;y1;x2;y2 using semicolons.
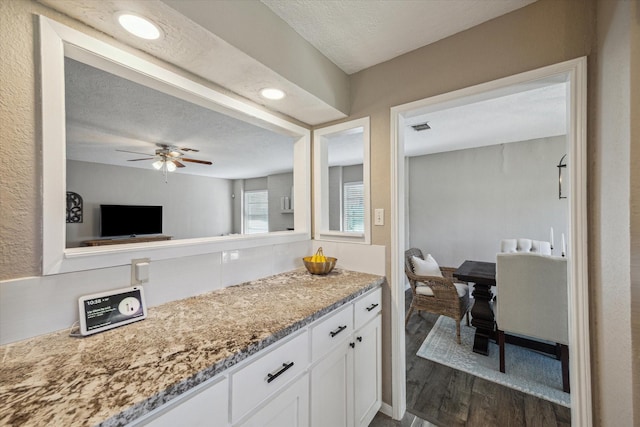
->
49;0;559;179
65;56;566;177
261;0;538;74
65;58;295;179
39;0;348;125
404;80;567;157
40;0;537;123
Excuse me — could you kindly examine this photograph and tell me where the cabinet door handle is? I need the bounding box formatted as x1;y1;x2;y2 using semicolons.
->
329;325;347;337
357;336;362;342
266;361;294;384
365;303;379;312
349;342;355;348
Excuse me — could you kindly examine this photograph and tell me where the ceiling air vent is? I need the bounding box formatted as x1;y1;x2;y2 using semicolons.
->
411;122;431;131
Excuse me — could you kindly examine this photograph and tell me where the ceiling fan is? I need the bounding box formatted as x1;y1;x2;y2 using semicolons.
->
117;143;213;182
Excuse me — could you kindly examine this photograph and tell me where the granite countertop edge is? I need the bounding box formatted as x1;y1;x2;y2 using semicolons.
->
102;273;385;427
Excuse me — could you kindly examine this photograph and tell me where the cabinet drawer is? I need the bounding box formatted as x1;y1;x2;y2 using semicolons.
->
354;288;381;330
311;304;353;361
231;331;309;422
236;374;309;427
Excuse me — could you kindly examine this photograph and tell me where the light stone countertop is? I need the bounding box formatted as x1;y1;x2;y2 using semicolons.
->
0;268;384;427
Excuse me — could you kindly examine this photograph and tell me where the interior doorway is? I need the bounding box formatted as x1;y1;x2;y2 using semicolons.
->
389;58;591;425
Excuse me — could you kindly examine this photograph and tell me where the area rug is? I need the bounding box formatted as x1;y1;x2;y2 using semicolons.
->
416;316;571;407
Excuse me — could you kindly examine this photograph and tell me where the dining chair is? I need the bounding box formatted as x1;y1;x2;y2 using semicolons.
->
495;242;570;393
404;248;471;344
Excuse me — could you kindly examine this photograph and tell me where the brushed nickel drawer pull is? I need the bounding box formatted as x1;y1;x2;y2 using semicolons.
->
266;361;294;384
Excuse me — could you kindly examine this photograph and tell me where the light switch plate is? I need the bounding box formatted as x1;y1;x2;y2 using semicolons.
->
374;208;384;226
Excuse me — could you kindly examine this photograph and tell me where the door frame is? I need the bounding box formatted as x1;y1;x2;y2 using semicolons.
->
389;57;591;425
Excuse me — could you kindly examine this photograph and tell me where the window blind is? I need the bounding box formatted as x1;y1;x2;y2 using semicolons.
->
343;181;364;232
244;190;269;234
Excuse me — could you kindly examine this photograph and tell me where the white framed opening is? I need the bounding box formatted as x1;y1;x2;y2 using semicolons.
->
389;57;591;425
313;117;371;244
40;16;311;275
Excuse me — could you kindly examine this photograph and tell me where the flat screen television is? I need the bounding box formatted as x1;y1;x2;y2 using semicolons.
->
100;205;163;238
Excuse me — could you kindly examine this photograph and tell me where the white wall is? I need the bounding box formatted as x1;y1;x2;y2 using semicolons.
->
408;136;568;267
66;161;233;246
0;240;312;345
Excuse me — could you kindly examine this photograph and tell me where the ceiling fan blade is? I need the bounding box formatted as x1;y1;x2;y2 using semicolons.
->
182;158;212;165
127;157;155;161
172;160;186;168
116;149;154;156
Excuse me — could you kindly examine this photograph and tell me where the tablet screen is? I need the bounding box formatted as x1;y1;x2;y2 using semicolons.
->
79;286;146;335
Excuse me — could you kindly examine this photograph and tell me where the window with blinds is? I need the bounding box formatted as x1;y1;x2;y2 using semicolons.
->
244;190;269;234
343;181;364;233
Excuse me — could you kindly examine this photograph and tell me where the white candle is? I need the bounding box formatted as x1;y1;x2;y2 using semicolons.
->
561;233;566;257
550;227;555;249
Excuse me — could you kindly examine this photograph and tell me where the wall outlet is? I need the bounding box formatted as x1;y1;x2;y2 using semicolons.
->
374;208;384;226
131;258;150;285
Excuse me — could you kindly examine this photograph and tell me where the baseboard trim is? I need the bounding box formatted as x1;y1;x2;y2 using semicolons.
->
379;401;394;418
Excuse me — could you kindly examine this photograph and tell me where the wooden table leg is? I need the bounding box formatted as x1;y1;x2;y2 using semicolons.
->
470;283;495;355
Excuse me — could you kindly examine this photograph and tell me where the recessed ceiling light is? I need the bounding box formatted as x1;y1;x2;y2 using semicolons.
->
260;88;286;100
116;12;162;40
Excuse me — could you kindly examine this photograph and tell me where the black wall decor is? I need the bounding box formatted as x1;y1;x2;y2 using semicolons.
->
66;191;83;223
557;154;567;199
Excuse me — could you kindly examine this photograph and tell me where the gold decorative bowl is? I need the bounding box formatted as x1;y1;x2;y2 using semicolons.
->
302;256;337;275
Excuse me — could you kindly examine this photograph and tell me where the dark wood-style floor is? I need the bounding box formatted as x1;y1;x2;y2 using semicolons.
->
370;290;571;427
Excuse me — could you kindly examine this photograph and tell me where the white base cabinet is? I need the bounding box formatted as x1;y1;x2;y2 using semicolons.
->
134;377;229;427
127;286;381;427
310;339;354;427
353;315;382;427
231;331;309;422
310;288;382;427
236;374;309;427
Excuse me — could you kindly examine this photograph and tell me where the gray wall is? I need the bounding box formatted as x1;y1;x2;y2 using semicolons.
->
408;136;568;267
268;172;294;232
232;180;243;234
328;164;363;230
66;160;233;246
235;173;294;233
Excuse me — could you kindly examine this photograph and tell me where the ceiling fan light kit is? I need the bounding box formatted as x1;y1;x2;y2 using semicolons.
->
119;144;212;182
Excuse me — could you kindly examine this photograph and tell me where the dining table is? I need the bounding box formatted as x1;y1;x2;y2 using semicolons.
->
453;260;496;355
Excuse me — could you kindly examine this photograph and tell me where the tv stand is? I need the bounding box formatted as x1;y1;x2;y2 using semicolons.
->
82;235;172;246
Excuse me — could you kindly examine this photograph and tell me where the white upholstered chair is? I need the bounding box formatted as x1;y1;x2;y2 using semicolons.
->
495;238;570;393
500;238;552;255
